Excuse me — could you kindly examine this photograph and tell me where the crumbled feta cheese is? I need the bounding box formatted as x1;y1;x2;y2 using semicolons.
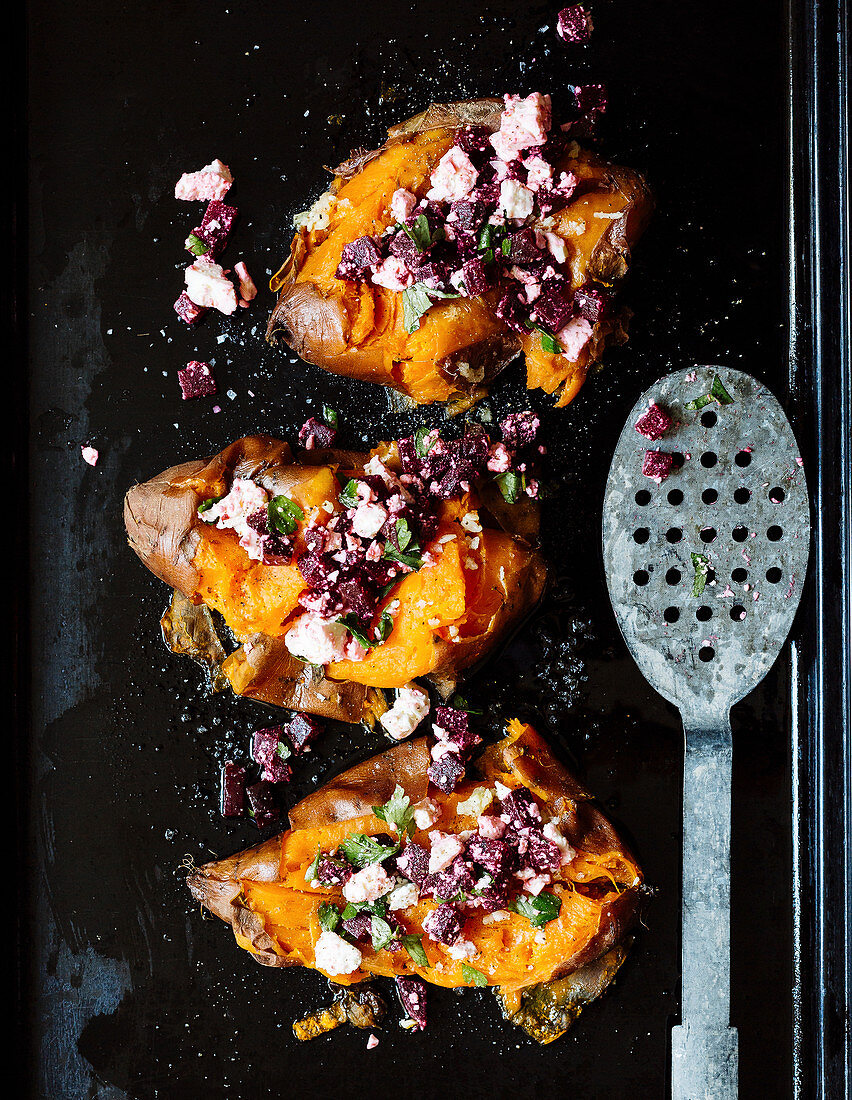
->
413;797;442;830
427;146;479;203
351;500;388;540
490;93;552;162
81;445;99;466
536;230;569;264
343;862;395;904
456;786;494;817
477;813;507;840
294;190;336;231
371;256;414;291
174;159;233;202
447;938;477;961
460;511;482;534
555;316;593;361
285;613;366;664
499;179;535;221
200;476;269;561
543;821;576;865
486;442;512;473
456;361;485;384
494;781;513;800
428;830;464;873
184;260;238;315
481;910;510;924
524;155;554;191
379;683;430;741
314;929;363;976
390;187;417;222
366;1033;380;1050
387;880;421;910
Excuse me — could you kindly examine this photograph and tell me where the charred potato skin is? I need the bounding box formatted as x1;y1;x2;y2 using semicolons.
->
187;729;643;988
124;435;547;715
267;98;652;406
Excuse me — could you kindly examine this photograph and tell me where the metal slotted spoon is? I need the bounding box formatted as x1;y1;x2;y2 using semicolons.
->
602;366;810;1100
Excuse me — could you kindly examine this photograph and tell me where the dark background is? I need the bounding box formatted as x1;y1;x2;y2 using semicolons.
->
21;0;797;1096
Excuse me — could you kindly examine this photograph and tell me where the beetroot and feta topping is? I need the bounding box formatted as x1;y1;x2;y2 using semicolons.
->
634;402;673;441
332;93;610;359
184;259;239;315
185;200;238;260
305;781;574;980
177;360;217;400
557;5;594;44
81;445;99;467
173;290;207;325
642;449;674;483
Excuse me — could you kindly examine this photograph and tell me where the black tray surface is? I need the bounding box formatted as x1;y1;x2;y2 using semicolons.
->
19;0;848;1097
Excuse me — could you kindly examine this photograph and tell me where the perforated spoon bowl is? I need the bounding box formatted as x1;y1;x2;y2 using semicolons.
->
602;366;810;1100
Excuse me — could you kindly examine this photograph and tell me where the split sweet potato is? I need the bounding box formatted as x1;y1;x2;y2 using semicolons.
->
268;98;652;408
187;720;643;1040
124;435;547;721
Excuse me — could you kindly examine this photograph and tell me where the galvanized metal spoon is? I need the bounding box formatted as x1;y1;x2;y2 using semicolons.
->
602;366;810;1100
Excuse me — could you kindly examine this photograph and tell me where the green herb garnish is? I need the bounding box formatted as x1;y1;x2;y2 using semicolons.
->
197;496;222;516
318;903;340;932
710;374;734;405
449;694;484;716
691;552;710;596
684;393;713;411
305;847;322;883
267;494;305;535
400;934;430;968
371;914;396;951
322;404;339;428
338;478;361;508
400;213;442;252
401;283;461;334
394;517;414;551
461;964;488;987
372;784;415;838
414;425;435;458
375;609;395;643
276;740;292;761
494;470;524;504
510;891;563;928
384;544;424;570
186;233;210;256
339;614;373;652
339;833;400;868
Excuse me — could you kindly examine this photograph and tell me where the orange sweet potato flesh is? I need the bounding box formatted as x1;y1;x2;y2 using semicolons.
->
124;436;547;716
267;98;652;407
187;721;643;995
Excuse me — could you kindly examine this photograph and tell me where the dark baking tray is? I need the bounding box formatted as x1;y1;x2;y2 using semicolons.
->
15;0;850;1096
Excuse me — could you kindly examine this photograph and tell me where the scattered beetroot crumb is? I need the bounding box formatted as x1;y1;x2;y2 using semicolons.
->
81;445;99;466
175;159;233;202
246;780;280;829
178;360;217;400
557;5;594;44
221;761;246;817
234;260;258;304
299;416;337;450
634;402;672;441
174;291;208;326
574;83;607;114
642;449;673;482
717;585;734;598
366;1034;380;1050
187;200;239;259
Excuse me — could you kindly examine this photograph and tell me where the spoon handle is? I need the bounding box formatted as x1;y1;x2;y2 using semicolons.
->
671;712;738;1099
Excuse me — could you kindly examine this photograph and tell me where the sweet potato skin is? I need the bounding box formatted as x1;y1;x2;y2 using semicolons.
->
187;725;643;992
124;436;546;714
267;98;652;407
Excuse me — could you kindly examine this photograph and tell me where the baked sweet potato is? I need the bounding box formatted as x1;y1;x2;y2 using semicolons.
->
187;720;643;1040
124;433;547;721
268;96;652;408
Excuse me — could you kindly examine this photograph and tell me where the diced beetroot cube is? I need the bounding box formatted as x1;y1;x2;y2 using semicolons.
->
177;360;217;400
396;976;428;1029
341;912;374;943
465;835;516;878
574;84;608;114
189;200;239;259
449;200;486;233
283;712;324;753
535;187;572;217
316;857;352;888
336;235;383;279
495;290;529;334
557;5;594;44
246;780;280;828
397;842;430;886
523;832;563;875
507;228;544;266
388;230;424;269
423;858;475;901
246;507;269;535
433;706;469;737
532;279;576;332
454;125;491;158
220;761;246;817
173;291;207;325
500;786;542;830
298;416;337;450
251;726;292;783
500;411;540;450
471;882;510;912
642;449;674;482
462;257;490;297
574;285;610;323
428;752;466;794
261;533;294;566
634;403;673;441
422;902;463;946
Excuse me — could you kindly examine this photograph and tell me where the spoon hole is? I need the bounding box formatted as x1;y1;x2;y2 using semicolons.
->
733;487;751;504
635;489;651;506
732;525;749;542
665;527;683;544
769;486;786;504
696;606;712;621
664;607;680;623
667;489;684;506
735;450;752;467
700;451;718;468
633;528;650;544
766;567;783;583
633;570;649;586
700;527;717;543
700;410;717;428
731;605;747;621
698;646;715;662
702;488;718;504
767;525;783;541
731;567;748;583
665;567;682;585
